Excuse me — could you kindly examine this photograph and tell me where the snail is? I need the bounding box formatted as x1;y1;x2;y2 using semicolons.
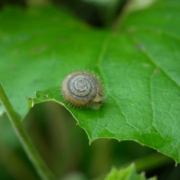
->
62;71;104;110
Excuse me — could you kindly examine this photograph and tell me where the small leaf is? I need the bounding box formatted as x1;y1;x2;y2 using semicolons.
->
105;164;156;180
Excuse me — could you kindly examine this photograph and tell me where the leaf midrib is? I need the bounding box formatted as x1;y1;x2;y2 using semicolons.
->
126;29;180;88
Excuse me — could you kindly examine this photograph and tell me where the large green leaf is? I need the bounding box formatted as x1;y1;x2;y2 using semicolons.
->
0;0;180;164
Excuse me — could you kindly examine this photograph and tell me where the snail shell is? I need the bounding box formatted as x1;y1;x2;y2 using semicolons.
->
62;71;104;110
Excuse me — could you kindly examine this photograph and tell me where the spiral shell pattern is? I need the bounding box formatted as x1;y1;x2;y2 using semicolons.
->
62;71;104;109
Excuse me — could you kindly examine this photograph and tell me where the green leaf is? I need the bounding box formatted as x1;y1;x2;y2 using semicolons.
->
104;164;156;180
0;0;180;164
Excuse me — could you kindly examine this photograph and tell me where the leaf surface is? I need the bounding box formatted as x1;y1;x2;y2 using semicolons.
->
104;164;156;180
0;1;180;163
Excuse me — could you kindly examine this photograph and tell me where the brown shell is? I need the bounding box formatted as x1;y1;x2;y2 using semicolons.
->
62;71;104;109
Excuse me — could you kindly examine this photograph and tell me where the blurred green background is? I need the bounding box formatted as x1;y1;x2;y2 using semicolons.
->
0;0;180;180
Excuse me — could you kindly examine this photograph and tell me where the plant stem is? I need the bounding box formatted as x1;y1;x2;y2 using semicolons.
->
0;84;57;180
